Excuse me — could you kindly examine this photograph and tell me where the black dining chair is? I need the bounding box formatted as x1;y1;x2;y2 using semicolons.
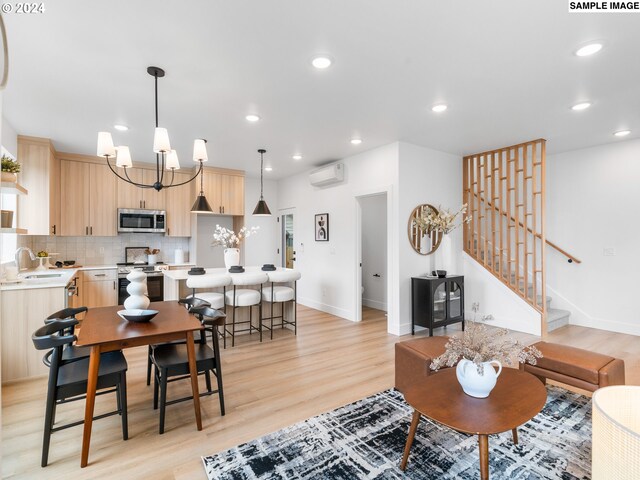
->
32;318;129;467
45;306;90;361
151;306;225;434
145;297;212;386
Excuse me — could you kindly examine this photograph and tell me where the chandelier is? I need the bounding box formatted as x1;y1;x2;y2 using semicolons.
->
96;66;213;212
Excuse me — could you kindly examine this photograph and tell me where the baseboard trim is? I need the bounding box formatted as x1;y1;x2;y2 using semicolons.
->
362;298;387;311
297;297;353;321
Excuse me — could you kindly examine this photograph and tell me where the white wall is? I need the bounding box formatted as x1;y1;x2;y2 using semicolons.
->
278;142;400;324
545;138;640;336
397;142;463;335
463;253;542;335
277;141;463;335
360;194;387;311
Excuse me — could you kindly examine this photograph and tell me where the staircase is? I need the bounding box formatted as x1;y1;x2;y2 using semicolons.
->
463;139;578;334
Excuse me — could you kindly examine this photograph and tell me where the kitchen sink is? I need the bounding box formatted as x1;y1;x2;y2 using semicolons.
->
22;273;64;279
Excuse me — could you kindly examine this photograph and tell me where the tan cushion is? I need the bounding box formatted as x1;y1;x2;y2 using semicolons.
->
400;336;450;359
394;336;450;393
531;341;616;385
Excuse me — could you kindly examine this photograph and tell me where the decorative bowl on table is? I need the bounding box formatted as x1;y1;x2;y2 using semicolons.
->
188;267;206;275
261;264;276;271
117;309;159;323
228;265;245;273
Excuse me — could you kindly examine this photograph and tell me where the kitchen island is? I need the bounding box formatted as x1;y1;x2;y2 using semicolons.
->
163;266;301;339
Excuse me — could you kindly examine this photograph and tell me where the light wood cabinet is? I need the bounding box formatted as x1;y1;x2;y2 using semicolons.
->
201;168;245;215
81;269;117;309
17;136;61;235
60;159;117;236
116;167;166;210
166;171;193;237
1;287;66;381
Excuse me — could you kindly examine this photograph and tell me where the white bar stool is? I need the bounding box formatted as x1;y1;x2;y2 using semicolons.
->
262;270;301;339
186;274;232;310
225;272;268;347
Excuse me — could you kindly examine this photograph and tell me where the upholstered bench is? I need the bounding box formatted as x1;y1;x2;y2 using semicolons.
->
395;336;451;393
519;341;625;392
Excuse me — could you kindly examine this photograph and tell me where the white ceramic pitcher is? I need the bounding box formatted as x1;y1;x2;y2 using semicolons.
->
456;358;502;398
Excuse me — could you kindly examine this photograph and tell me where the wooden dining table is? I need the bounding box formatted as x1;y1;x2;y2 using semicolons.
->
75;301;204;467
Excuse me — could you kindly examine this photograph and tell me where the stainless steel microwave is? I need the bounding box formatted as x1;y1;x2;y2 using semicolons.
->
117;209;166;233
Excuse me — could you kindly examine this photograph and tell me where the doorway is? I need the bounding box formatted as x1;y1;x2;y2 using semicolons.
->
281;212;295;269
357;193;388;321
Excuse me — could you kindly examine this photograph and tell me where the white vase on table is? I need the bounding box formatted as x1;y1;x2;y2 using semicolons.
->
224;248;240;270
124;270;150;310
434;233;453;273
456;358;502;398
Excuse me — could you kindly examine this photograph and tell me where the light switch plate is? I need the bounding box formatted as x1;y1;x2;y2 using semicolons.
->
603;247;616;256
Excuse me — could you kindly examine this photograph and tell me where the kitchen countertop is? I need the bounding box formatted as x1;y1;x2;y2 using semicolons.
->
0;262;197;291
163;266;299;282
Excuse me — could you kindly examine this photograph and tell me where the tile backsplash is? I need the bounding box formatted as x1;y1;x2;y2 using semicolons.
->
18;234;190;267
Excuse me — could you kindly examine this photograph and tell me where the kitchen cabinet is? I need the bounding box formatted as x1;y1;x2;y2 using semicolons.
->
16;135;60;235
201;168;245;215
60;159;117;236
117;167;166;210
165;171;192;236
1;286;66;381
81;269;117;308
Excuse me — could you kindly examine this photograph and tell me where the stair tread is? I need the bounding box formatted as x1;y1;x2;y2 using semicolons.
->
547;308;571;321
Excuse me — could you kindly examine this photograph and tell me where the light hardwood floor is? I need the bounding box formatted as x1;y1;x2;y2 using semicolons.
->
2;306;639;479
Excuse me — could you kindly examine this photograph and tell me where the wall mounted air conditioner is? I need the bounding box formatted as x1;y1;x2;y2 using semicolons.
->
309;163;344;187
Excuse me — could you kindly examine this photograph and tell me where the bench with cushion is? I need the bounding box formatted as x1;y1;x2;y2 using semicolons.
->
395;336;451;393
520;341;625;392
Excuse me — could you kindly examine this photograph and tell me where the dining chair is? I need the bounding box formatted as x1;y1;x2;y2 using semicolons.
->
261;270;301;339
32;318;128;467
45;306;90;362
145;297;211;386
151;306;226;434
225;272;268;347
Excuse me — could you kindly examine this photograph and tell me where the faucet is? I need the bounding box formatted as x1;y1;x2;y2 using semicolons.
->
15;247;37;272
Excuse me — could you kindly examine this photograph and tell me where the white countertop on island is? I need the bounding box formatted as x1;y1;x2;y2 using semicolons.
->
162;266;298;282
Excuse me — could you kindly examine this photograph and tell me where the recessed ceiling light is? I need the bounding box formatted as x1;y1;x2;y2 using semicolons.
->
114;124;129;131
264;166;273;172
614;130;631;137
575;43;603;57
292;154;303;160
350;138;362;145
432;104;448;113
311;56;332;69
245;114;261;122
571;102;591;111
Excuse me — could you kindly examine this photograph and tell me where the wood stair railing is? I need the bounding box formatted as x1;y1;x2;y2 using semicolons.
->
463;139;548;329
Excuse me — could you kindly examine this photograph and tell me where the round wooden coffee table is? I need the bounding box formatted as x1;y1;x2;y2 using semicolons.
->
400;367;547;480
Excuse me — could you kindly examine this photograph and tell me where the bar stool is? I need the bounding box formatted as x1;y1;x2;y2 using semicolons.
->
262;270;301;339
225;272;268;347
186;273;232;311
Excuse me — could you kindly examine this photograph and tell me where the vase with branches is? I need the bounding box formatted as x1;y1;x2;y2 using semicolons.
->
430;304;542;398
212;225;259;269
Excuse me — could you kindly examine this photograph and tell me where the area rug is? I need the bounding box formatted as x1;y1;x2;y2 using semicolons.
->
202;386;591;479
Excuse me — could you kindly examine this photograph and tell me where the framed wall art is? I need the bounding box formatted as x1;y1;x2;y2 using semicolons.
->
315;213;329;241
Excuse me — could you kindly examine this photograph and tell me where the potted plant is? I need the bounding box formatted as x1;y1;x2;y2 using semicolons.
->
430;305;542;398
1;155;20;182
212;225;259;269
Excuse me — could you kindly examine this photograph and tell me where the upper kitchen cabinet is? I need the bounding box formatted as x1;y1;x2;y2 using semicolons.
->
201;167;245;215
117;167;166;210
59;157;117;236
16;136;61;235
165;171;192;237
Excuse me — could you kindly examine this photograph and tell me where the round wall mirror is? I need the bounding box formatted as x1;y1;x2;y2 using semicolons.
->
408;204;442;255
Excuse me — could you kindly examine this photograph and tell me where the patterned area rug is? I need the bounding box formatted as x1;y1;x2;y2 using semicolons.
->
202;386;591;479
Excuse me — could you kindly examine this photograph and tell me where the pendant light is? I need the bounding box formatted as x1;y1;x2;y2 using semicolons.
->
252;149;272;216
191;142;213;213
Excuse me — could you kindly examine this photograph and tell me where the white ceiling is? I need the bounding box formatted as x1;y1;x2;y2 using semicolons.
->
4;1;640;179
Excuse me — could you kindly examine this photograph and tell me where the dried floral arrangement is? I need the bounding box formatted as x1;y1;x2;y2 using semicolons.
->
430;303;542;374
212;225;259;248
414;203;471;234
1;155;20;173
